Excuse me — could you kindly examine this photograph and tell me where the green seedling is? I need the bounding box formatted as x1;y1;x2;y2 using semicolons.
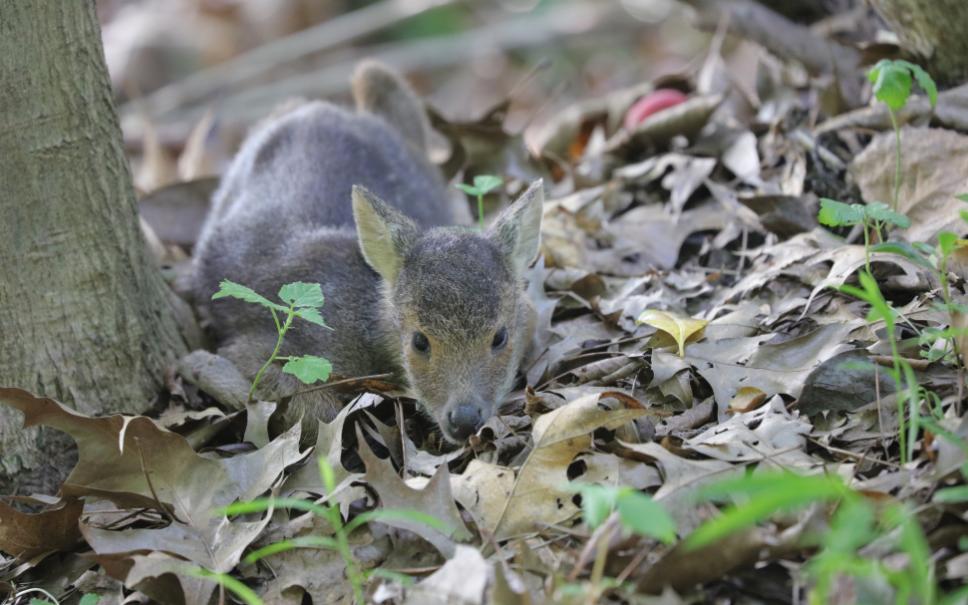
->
457;174;503;230
212;280;332;402
570;483;676;601
872;204;968;366
574;484;676;542
686;471;941;605
868;60;937;211
218;458;448;605
839;271;922;462
818;198;910;273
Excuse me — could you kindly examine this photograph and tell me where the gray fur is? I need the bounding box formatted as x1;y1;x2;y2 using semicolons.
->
192;65;543;442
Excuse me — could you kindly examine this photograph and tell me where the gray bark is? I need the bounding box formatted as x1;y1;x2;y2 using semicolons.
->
871;0;968;85
0;1;187;490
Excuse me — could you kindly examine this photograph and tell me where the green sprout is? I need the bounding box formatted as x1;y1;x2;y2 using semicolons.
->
818;197;910;274
457;174;503;230
212;280;332;401
569;483;676;601
687;471;938;604
217;458;448;604
867;60;937;211
839;271;922;462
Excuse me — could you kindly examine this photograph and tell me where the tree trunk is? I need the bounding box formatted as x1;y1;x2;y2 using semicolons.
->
0;1;187;491
870;0;968;85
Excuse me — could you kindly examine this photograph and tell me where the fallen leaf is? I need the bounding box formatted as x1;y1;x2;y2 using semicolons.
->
638;309;709;357
850;127;968;242
727;387;767;413
403;545;490;605
357;431;470;557
490;392;647;539
0;498;82;559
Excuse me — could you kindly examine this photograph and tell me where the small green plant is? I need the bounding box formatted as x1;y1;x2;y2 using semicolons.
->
457;174;503;230
686;471;946;605
217;458;448;604
839;271;922;462
565;484;676;601
575;484;677;542
818;198;910;273
873;198;968;366
867;60;937;211
212;280;332;402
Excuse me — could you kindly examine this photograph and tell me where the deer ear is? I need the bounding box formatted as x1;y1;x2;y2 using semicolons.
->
352;186;418;284
487;180;544;275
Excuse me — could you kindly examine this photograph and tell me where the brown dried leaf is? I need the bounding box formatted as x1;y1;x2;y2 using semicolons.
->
850;127;968;242
490;391;646;539
0;498;82;559
357;430;470;556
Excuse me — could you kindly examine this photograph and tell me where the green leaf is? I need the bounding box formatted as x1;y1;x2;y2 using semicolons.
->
79;596;100;605
869;242;933;270
243;535;340;564
212;280;286;311
472;174;503;194
278;282;324;309
818;198;864;227
318;457;337;495
29;600;53;605
294;307;328;328
188;568;264;605
938;231;959;257
282;355;332;384
839;271;896;329
615;490;677;543
864;201;910;228
575;484;618;530
870;60;913;111
686;472;849;549
961;210;968;225
367;568;416;587
934;485;968;503
219;497;330;518
822;498;876;553
956;193;968;203
457;175;503;197
897;60;938;108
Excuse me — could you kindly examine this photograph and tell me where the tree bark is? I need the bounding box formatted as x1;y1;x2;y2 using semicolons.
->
870;0;968;85
0;1;187;490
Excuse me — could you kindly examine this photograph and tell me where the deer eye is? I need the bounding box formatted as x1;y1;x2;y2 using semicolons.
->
491;327;508;350
412;331;430;354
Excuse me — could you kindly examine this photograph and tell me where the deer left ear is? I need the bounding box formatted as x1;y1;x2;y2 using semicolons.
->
486;180;544;275
352;185;418;285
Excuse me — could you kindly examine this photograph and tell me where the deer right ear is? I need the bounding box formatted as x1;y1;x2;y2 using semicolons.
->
352;186;417;285
487;179;544;275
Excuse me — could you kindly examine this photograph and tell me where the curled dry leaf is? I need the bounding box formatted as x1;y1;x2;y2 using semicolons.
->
486;391;646;540
0;498;82;559
638;309;709;357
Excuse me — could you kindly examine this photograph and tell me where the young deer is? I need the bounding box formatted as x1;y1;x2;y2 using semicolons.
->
192;61;543;443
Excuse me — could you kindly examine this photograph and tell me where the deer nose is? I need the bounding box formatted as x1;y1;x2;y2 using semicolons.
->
447;403;484;440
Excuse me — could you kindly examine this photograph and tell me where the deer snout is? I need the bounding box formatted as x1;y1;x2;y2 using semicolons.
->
446;402;484;441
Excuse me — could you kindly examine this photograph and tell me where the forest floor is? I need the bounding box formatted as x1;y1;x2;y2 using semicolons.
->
2;2;968;604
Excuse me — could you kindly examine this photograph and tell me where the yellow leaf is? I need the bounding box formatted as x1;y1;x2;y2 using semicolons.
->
638;309;708;357
727;386;767;413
